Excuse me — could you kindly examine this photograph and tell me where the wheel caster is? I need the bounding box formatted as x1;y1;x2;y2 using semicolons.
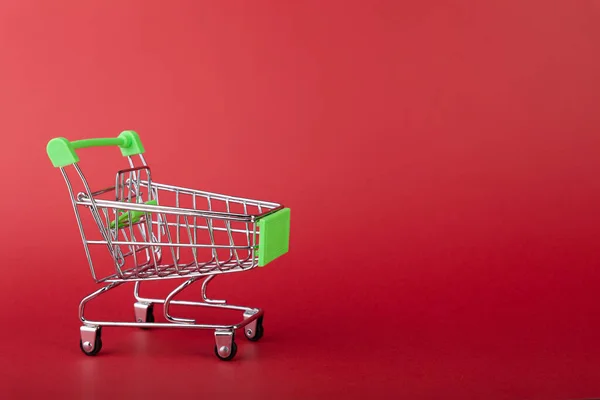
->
80;326;102;356
134;302;154;327
244;316;264;342
214;342;238;361
214;330;237;361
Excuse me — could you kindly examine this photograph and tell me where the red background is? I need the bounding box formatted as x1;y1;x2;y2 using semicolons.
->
1;0;600;398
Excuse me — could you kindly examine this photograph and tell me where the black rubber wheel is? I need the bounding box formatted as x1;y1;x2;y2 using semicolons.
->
140;305;155;330
214;341;238;361
79;328;102;356
245;317;264;342
146;305;155;323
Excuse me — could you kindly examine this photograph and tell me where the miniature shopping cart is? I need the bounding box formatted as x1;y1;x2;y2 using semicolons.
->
46;130;290;360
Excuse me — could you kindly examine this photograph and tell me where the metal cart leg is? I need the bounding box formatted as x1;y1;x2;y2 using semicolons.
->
201;275;226;304
163;277;200;324
79;282;123;356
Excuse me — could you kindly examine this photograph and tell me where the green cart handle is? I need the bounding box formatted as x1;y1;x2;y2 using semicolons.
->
47;130;145;167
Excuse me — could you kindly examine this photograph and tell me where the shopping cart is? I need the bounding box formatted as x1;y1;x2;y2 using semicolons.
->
46;130;290;360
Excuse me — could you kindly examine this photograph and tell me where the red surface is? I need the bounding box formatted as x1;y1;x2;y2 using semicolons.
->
1;0;600;398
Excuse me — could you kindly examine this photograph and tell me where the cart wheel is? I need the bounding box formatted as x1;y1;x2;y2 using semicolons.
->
214;341;237;361
244;316;264;342
134;302;154;327
80;327;102;356
146;307;155;323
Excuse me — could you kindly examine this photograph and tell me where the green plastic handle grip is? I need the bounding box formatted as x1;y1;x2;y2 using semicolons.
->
46;130;145;167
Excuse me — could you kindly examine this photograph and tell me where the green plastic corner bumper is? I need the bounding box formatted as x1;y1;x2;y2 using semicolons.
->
46;130;145;167
257;208;291;267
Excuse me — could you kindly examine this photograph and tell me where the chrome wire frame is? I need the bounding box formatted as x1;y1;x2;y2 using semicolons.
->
60;154;276;343
78;277;263;331
60;155;281;283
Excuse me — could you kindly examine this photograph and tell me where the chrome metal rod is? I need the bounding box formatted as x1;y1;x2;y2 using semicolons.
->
80;282;124;323
78;198;257;222
143;180;280;208
163;277;200;324
201;275;226;304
